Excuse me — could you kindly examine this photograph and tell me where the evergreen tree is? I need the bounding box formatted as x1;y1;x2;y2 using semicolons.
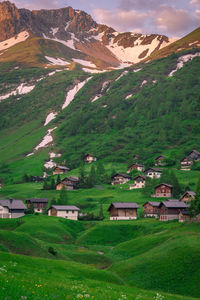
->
87;165;96;188
50;178;56;190
26;203;34;214
58;186;68;205
96;162;105;183
56;174;61;185
99;203;104;220
23;174;29;183
79;165;86;188
170;171;181;198
43;179;49;190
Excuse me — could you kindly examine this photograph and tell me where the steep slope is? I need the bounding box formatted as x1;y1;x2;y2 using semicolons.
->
0;1;172;67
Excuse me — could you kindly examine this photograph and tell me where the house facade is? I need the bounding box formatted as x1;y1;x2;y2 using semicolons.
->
56;177;79;190
26;198;49;213
84;154;97;163
155;155;166;166
144;168;162;179
180;158;192;170
53;166;70;175
111;173;131;185
143;201;161;218
130;175;146;189
179;211;191;222
180;191;196;203
0;199;27;218
154;183;173;198
159;200;187;221
108;202;139;220
48;205;80;220
127;163;145;173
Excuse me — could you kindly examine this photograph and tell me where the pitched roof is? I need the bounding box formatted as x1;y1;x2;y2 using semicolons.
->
189;150;200;156
50;205;80;211
26;198;49;203
144;168;162;173
180;191;196;199
143;201;161;207
160;201;187;208
0;199;27;210
112;173;131;179
128;163;144;168
108;202;139;210
62;177;79;183
134;175;146;180
155;155;166;160
55;166;70;171
155;183;173;189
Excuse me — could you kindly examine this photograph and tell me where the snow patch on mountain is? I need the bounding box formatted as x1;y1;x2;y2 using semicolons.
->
125;94;133;99
140;80;147;87
45;56;70;66
91;81;111;102
116;71;128;81
83;68;105;74
44;112;58;126
62;77;92;109
168;53;200;77
72;58;96;68
0;31;29;51
0;83;35;101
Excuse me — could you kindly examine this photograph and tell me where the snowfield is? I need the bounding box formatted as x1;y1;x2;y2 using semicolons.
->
0;31;29;51
34;127;57;152
44;112;58;126
45;56;70;66
168;53;200;77
0;83;35;101
62;77;92;109
72;58;96;68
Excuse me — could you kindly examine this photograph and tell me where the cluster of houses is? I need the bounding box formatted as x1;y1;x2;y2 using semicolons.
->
0;189;196;222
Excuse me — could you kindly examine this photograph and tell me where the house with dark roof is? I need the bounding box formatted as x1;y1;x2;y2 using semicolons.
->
129;175;146;189
159;200;188;221
53;165;70;175
0;199;27;218
181;150;200;171
84;154;97;163
26;198;49;213
187;150;200;161
111;173;131;185
108;202;139;220
56;177;79;190
155;155;166;166
180;191;196;203
127;163;145;173
143;201;161;218
144;168;162;179
48;205;80;220
153;183;173;198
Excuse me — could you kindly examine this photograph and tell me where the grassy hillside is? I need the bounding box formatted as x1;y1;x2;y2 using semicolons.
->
0;216;200;299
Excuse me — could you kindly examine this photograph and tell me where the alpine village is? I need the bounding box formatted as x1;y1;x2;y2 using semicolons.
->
0;1;200;299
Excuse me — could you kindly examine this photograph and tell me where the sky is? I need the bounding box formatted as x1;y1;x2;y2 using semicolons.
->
13;0;200;37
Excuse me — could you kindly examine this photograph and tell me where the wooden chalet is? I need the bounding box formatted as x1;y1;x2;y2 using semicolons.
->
155;155;166;166
84;154;97;163
159;200;187;221
180;158;192;170
187;150;200;161
53;165;70;175
48;205;80;220
26;198;49;213
127;163;145;173
180;191;196;203
108;202;139;220
111;173;131;185
144;168;162;179
0;199;27;218
143;201;161;218
129;175;146;189
153;183;173;198
56;177;79;190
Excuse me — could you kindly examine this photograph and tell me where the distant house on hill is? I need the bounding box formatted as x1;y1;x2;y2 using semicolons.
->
26;198;49;213
53;166;70;175
84;154;97;163
56;177;79;190
143;201;161;218
111;173;131;185
181;150;200;171
108;202;139;220
180;191;196;203
159;200;187;221
48;205;80;220
155;155;166;166
129;175;146;189
187;150;200;161
153;183;173;198
127;163;145;173
0;199;26;218
144;168;162;179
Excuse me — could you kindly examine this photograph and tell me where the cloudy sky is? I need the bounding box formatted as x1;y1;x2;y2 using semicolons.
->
13;0;200;37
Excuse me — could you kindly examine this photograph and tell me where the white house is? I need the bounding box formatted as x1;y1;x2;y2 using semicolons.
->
84;154;97;163
144;168;162;179
48;205;80;220
0;199;27;218
130;175;146;189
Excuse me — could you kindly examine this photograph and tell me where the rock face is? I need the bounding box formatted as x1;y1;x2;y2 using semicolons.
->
0;1;171;65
